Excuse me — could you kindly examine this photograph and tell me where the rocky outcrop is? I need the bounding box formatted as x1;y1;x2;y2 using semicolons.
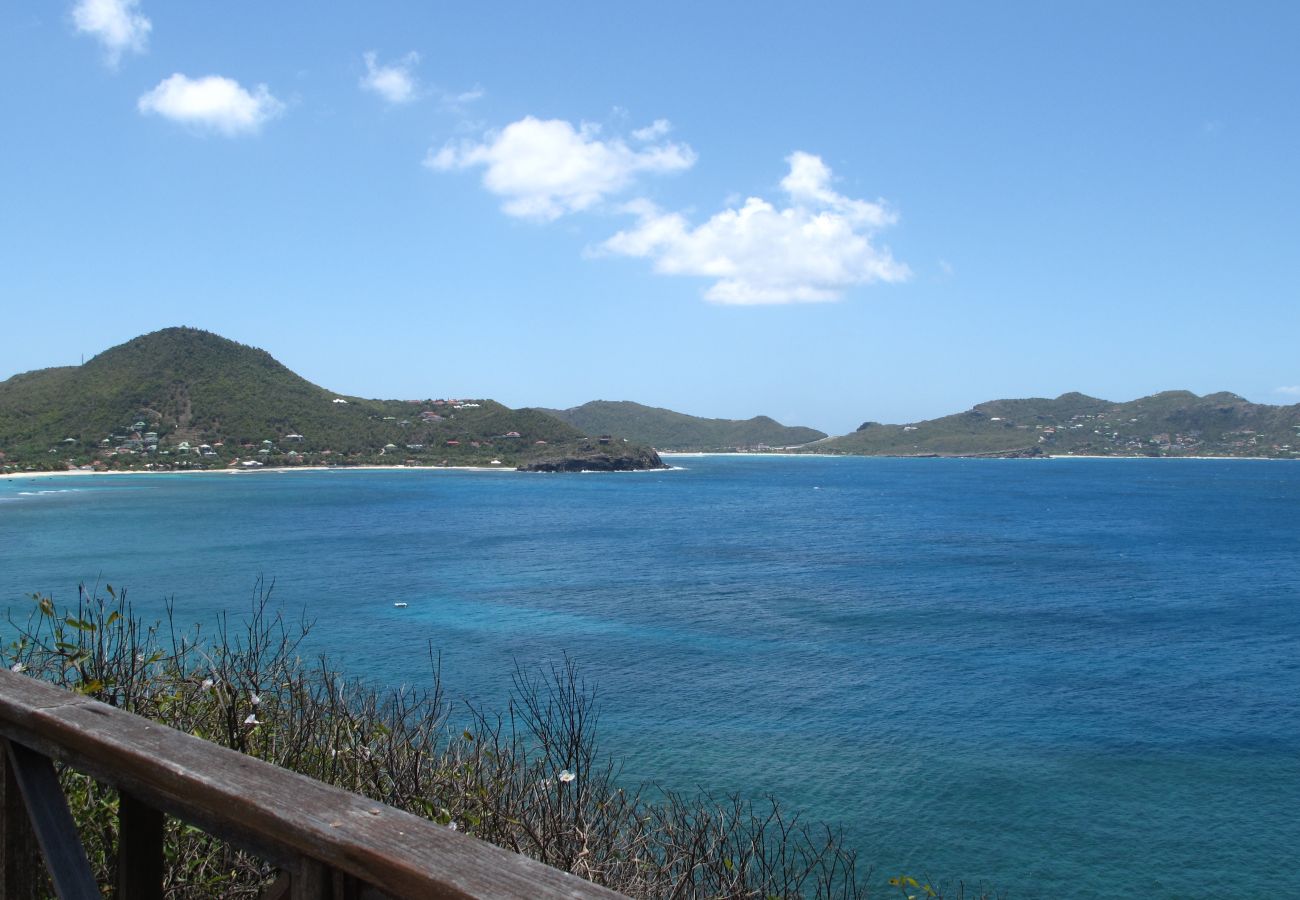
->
517;446;666;472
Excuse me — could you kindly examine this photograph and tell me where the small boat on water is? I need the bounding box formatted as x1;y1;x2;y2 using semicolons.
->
393;602;409;608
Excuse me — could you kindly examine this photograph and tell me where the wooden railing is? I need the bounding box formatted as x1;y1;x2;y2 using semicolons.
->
0;669;625;899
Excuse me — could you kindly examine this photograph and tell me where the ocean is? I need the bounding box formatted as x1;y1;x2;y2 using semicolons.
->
2;456;1297;897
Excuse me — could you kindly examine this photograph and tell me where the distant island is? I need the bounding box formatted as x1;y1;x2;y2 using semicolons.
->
4;329;1297;473
0;328;664;473
801;391;1300;459
540;400;826;452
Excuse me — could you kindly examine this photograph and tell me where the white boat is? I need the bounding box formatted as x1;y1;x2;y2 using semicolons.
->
393;602;408;608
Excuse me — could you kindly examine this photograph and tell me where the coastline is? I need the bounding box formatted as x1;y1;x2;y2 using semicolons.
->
1;462;682;482
658;451;1294;461
5;453;1292;482
0;464;520;482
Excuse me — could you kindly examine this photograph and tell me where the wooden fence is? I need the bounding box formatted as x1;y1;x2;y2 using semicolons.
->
0;669;625;899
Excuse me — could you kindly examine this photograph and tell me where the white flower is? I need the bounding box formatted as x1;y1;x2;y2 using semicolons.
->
200;677;215;690
558;769;576;784
447;821;459;831
243;713;260;726
250;692;261;706
10;662;26;673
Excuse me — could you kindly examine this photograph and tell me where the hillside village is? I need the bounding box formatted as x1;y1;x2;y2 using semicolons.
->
5;331;1300;470
811;391;1300;458
0;329;672;473
2;400;578;474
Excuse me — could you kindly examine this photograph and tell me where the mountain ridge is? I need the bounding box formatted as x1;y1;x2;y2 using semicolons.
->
540;400;826;451
814;391;1300;458
0;327;663;471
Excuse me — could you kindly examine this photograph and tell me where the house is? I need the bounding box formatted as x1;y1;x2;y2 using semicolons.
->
333;398;349;404
284;434;304;442
445;440;460;446
504;432;522;438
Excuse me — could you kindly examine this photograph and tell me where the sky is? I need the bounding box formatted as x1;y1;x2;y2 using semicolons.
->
2;1;1298;435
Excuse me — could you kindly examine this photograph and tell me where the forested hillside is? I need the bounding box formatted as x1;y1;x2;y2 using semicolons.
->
0;328;661;471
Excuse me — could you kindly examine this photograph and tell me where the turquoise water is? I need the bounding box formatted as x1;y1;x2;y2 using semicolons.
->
2;457;1298;897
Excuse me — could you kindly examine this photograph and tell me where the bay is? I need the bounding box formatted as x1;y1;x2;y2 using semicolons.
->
2;456;1297;897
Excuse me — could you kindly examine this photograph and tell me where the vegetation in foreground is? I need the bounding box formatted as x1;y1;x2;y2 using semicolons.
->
2;585;997;900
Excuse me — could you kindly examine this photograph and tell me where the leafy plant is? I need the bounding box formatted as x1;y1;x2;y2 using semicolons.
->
3;584;1001;899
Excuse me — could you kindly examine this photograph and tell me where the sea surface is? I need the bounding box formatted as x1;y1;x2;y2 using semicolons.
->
2;456;1297;897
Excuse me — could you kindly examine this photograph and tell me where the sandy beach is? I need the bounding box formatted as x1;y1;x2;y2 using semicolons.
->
0;463;521;482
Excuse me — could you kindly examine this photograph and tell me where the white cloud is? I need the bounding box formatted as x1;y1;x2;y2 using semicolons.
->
600;152;909;305
137;74;284;136
1274;385;1300;396
442;86;484;107
632;119;672;141
361;51;419;105
425;116;695;221
71;0;150;66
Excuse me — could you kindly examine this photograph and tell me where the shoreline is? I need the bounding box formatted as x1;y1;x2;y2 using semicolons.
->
1;462;683;482
4;453;1292;482
0;464;520;481
659;451;1294;461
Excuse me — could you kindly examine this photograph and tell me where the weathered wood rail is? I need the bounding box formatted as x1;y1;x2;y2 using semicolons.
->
0;669;625;899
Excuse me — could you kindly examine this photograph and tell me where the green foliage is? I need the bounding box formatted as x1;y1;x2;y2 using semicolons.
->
0;327;663;471
540;400;827;451
3;585;987;899
810;390;1300;458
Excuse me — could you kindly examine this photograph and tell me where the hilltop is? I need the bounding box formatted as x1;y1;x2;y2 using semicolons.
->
0;328;664;472
539;400;826;451
808;390;1300;458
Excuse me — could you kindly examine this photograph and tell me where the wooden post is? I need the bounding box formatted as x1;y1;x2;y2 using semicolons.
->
3;740;100;900
1;738;46;900
117;791;164;900
1;671;627;900
291;858;332;900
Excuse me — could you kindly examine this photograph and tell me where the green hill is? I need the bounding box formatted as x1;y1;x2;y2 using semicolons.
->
538;400;826;451
0;328;661;471
809;391;1300;458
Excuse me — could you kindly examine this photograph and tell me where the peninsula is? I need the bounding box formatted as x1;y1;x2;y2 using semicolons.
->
0;328;665;473
805;391;1300;459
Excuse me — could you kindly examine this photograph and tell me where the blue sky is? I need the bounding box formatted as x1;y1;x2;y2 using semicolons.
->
2;2;1298;434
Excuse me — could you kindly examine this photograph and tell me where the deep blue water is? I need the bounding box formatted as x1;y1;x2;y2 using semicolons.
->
2;457;1298;897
